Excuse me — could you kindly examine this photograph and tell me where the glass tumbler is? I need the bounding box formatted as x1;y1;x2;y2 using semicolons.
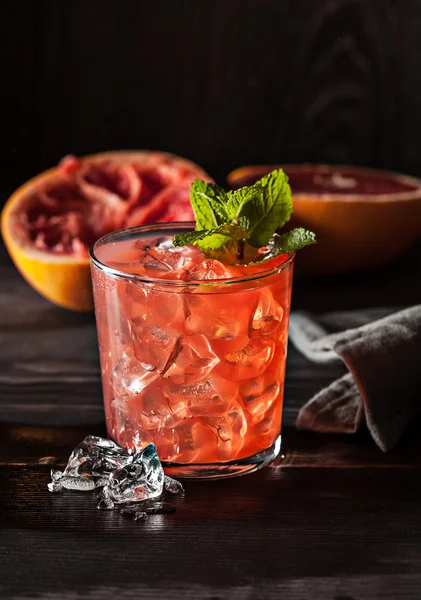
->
90;223;294;478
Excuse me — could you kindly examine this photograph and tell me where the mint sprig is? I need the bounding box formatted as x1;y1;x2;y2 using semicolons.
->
173;169;316;261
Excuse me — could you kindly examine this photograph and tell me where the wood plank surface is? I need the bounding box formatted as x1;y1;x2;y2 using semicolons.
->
1;465;421;599
0;237;420;598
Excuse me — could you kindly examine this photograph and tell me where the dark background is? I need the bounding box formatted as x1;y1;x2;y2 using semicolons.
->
2;0;421;204
2;5;421;598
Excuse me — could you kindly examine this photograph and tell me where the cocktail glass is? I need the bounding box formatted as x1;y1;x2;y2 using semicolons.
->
90;223;294;478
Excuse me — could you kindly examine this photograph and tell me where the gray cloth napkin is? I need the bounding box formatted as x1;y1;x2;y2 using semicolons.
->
288;306;421;451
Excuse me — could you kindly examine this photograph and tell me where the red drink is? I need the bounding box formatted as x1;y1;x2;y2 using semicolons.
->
91;224;294;478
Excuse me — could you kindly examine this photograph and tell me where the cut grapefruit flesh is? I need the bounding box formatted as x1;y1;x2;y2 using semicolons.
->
228;164;421;275
2;151;211;310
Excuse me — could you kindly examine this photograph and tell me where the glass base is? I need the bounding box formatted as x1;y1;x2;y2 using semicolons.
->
162;435;281;480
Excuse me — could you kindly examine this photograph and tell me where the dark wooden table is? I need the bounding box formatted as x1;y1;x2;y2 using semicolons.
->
1;241;421;600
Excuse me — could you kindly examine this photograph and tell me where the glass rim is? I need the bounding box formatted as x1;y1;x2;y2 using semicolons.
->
90;222;295;288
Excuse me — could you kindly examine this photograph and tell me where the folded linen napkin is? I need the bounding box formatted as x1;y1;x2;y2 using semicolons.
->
288;306;421;451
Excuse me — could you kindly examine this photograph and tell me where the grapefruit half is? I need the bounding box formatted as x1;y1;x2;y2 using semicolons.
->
228;164;421;275
2;150;211;310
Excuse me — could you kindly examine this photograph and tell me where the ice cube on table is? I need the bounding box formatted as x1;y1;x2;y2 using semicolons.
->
60;476;96;491
51;469;63;481
62;435;133;478
97;494;115;510
97;443;164;508
164;475;184;495
47;469;65;493
47;480;63;493
48;469;96;493
47;437;184;512
163;334;219;384
95;477;109;488
133;326;180;373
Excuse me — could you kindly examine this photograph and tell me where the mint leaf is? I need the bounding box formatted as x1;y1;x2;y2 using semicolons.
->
236;169;292;248
225;186;251;219
173;230;212;247
174;222;247;250
197;223;247;250
190;179;229;229
264;228;316;258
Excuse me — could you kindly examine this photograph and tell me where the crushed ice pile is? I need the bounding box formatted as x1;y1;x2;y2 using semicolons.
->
47;436;183;520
